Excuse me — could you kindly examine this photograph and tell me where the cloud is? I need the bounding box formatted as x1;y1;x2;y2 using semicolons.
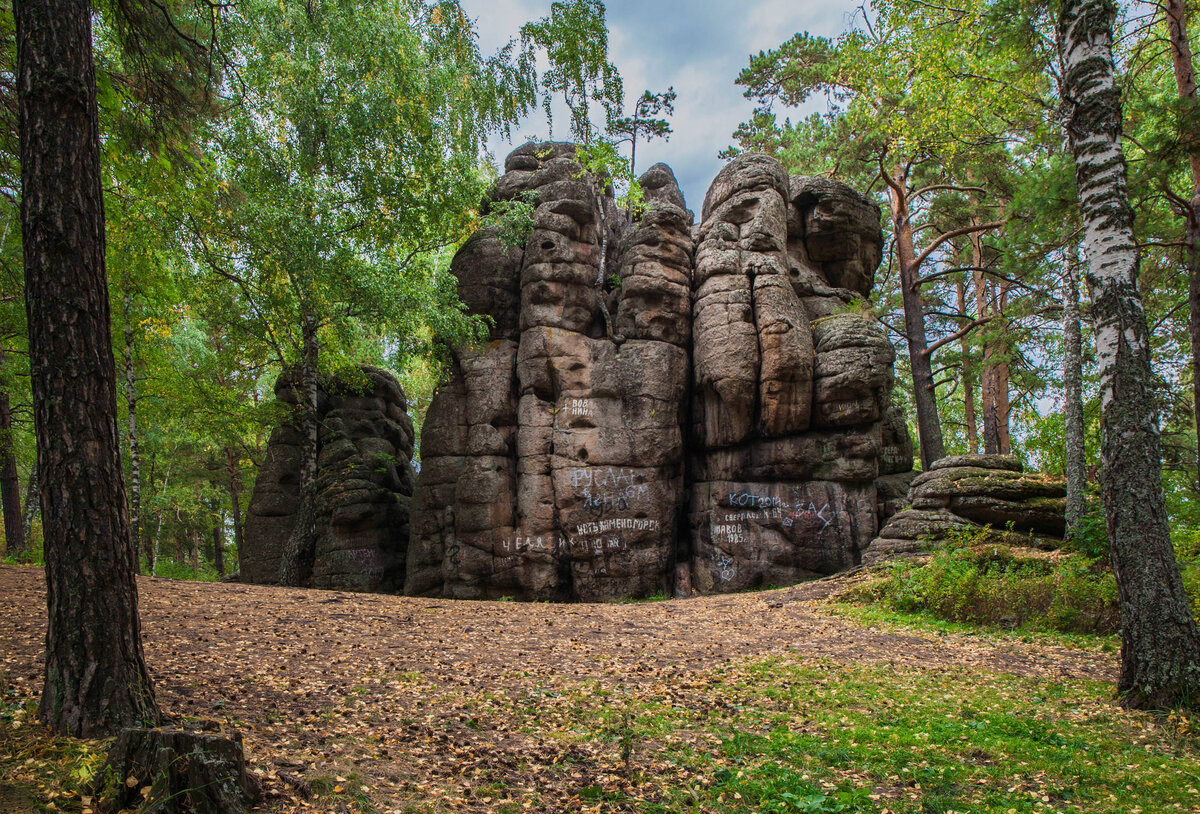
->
461;0;861;208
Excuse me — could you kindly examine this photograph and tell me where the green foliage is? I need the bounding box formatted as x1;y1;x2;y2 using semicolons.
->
846;531;1119;635
574;138;644;217
518;0;623;140
482;190;539;250
153;558;221;583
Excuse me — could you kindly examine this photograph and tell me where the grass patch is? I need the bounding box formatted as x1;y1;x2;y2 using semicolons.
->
841;541;1119;636
653;658;1200;813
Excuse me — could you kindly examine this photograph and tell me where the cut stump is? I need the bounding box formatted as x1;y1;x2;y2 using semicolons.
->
94;728;260;813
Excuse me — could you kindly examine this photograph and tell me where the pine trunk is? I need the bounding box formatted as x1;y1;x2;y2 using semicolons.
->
279;318;319;586
888;176;944;468
0;383;24;556
16;0;159;735
1164;0;1200;491
995;283;1012;455
957;279;978;452
1059;0;1200;708
1063;250;1087;539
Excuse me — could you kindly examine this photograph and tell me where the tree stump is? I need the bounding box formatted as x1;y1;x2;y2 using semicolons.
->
93;728;260;813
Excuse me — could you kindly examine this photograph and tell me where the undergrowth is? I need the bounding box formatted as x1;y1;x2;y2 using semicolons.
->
842;528;1120;635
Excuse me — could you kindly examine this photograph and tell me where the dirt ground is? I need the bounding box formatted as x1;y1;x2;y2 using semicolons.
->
0;564;1117;812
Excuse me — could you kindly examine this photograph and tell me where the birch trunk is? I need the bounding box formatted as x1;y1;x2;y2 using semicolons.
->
1059;0;1200;707
1063;248;1087;540
225;447;243;574
122;270;142;572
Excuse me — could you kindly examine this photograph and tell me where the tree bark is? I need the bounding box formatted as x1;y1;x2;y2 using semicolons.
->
1059;0;1200;708
1164;0;1200;491
995;281;1012;455
225;447;243;573
211;499;224;578
20;463;37;545
1063;247;1087;540
887;170;945;468
279;317;319;586
151;458;171;576
16;0;159;735
0;380;25;556
957;278;978;452
122;269;142;572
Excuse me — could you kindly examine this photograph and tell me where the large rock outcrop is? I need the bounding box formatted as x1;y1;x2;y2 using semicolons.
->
406;144;691;601
863;454;1067;562
240;366;416;592
407;145;917;600
685;156;902;592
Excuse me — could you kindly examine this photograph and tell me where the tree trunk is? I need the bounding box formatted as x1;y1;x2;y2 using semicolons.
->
211;499;224;578
1063;248;1087;540
1059;0;1200;708
995;281;1013;455
94;728;260;813
16;0;159;735
887;172;944;468
279;317;319;586
226;447;244;574
1164;0;1200;491
20;463;37;545
0;381;25;556
957;278;978;452
122;269;142;572
151;459;171;576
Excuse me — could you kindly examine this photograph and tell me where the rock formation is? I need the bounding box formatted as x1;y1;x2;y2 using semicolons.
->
240;366;416;592
685;158;905;593
407;144;917;600
407;143;691;601
863;453;1067;562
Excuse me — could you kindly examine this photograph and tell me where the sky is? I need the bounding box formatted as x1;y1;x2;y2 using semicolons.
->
457;0;861;212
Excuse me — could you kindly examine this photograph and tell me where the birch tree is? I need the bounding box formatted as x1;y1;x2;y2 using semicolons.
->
1058;0;1200;708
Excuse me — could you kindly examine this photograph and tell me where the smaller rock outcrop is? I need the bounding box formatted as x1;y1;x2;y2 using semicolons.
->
863;454;1066;563
240;366;416;592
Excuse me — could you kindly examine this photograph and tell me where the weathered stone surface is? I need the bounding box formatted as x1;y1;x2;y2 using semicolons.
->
681;154;904;590
689;480;878;592
863;453;1067;563
811;314;894;427
241;366;416;592
875;471;915;526
929;453;1023;473
407;145;690;601
788;176;882;297
407;146;913;600
878;405;915;475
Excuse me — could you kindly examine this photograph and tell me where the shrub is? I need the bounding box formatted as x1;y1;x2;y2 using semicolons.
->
846;532;1119;635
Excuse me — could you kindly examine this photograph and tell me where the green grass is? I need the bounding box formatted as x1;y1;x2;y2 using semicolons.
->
469;650;1200;813
827;599;1120;654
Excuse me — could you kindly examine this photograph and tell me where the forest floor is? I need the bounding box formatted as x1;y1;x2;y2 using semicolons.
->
1;563;1198;813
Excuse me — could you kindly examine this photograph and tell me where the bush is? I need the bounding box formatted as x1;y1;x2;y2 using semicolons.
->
152;559;220;582
846;533;1119;635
